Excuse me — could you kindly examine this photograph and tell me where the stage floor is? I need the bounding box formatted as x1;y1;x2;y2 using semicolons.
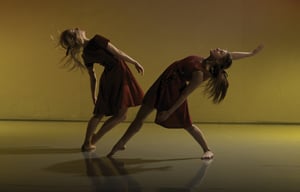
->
0;121;299;192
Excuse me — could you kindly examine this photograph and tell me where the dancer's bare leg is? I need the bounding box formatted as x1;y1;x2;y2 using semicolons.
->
82;114;104;151
185;124;214;159
107;104;154;157
91;108;128;145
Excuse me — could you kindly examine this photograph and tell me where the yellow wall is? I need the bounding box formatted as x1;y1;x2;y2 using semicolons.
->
0;0;299;123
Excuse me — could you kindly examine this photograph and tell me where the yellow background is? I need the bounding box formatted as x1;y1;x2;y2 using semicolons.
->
0;0;299;123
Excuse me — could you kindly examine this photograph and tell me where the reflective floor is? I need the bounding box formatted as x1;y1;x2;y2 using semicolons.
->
0;121;299;192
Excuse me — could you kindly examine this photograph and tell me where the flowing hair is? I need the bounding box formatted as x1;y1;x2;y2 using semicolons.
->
59;29;86;71
204;53;232;103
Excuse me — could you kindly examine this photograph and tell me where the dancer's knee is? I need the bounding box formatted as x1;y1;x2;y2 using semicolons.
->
114;110;127;122
184;124;196;132
119;113;127;122
135;104;153;122
126;118;144;134
92;114;103;120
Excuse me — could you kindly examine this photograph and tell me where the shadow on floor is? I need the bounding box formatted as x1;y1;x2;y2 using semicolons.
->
44;152;213;191
0;146;80;155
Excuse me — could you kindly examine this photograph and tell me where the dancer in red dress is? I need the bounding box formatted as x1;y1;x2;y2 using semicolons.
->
108;45;264;159
59;28;144;151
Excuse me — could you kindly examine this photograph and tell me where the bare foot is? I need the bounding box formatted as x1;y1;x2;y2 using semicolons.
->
81;144;96;152
201;151;214;160
107;145;126;157
202;158;214;166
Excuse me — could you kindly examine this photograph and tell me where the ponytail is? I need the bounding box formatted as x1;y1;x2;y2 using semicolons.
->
204;54;232;103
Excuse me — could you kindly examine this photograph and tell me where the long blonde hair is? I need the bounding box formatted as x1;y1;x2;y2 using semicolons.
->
59;29;86;71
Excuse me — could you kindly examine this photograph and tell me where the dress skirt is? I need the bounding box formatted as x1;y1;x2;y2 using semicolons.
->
143;63;192;128
93;60;144;116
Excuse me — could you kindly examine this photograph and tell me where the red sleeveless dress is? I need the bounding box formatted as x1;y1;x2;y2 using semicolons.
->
143;56;211;128
82;34;144;116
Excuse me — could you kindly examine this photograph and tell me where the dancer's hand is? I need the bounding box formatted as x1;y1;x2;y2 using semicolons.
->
93;96;97;105
251;44;264;55
135;62;144;75
156;111;171;122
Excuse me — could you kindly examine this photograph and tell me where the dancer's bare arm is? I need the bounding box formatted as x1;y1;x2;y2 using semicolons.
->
156;71;204;122
107;42;144;75
87;66;97;104
230;44;264;60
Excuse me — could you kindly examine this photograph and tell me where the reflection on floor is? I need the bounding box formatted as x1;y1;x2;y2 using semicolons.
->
0;121;299;192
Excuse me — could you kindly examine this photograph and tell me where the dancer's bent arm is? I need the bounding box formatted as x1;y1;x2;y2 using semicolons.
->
156;70;204;122
106;42;144;75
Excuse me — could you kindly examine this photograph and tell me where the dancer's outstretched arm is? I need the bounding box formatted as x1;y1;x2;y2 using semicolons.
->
230;44;264;60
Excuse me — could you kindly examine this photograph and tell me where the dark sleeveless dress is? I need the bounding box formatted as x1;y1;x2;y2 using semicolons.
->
82;34;144;116
143;56;211;128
